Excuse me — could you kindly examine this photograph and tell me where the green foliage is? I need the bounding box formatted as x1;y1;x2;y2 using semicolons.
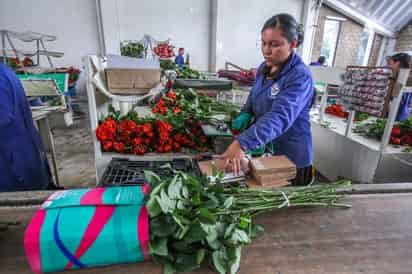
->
145;169;350;273
120;42;144;58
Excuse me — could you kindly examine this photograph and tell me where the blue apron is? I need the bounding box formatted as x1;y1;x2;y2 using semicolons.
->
237;52;314;168
0;63;51;191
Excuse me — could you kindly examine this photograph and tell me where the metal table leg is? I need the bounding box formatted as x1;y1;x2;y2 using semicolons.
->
36;117;60;186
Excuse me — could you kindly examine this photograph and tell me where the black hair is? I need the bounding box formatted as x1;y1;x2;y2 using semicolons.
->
389;53;411;69
318;56;326;64
261;14;304;47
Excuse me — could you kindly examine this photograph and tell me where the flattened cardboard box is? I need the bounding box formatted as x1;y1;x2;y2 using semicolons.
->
105;68;161;94
250;156;296;176
252;171;296;186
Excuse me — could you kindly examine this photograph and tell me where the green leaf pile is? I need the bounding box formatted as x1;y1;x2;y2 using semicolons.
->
144;169;350;274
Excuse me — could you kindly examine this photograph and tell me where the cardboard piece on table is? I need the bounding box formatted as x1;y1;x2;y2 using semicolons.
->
105;68;161;94
246;178;290;189
250;156;296;176
252;171;296;186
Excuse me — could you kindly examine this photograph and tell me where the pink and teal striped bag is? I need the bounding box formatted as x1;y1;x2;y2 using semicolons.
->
24;185;150;273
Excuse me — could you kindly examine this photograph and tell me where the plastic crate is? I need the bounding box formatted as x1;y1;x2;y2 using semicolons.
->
99;158;200;186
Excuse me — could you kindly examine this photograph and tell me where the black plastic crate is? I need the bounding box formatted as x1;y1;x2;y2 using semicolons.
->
99;158;200;186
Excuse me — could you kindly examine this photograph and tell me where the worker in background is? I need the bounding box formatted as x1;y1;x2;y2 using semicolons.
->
310;56;326;66
224;14;314;186
175;47;185;68
387;53;411;121
0;62;53;191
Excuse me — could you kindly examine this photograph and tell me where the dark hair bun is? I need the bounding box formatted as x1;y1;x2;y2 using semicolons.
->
262;14;304;47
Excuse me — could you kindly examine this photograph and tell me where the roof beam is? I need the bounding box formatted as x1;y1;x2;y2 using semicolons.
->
324;0;395;37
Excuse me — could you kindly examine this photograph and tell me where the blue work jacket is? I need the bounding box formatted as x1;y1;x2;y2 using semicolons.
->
0;63;51;191
396;93;411;122
237;52;314;168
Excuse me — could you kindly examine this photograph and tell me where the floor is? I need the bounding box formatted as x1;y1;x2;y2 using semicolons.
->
52;108;96;189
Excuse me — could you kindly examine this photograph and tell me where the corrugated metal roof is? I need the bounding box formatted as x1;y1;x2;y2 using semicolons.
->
332;0;412;32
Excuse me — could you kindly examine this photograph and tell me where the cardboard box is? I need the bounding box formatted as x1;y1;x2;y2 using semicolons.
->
252;171;296;186
105;68;161;94
250;156;296;176
246;178;290;189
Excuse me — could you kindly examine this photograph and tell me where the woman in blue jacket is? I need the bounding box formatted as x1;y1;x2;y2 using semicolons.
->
0;62;52;191
387;53;411;122
223;14;314;185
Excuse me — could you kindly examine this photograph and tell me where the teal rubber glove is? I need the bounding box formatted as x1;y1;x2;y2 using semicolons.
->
231;112;252;131
247;143;275;157
247;145;265;156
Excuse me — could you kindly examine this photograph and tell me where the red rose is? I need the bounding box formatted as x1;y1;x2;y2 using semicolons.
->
102;141;113;151
167;91;177;101
391;127;401;136
173;107;181;113
96;123;115;141
401;135;412;146
132;137;143;145
143;123;153;134
113;142;125;153
118;120;129;132
158;98;165;106
390;137;401;145
164;144;172;152
173;142;181;151
159;132;170;141
127;120;137;131
132;144;146;155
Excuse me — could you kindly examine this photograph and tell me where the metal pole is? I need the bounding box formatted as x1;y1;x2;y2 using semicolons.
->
36;40;40;66
319;86;329;123
40;39;53;67
1;31;7;63
345;110;355;138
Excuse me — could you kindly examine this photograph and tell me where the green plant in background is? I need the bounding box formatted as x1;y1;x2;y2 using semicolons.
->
120;42;145;58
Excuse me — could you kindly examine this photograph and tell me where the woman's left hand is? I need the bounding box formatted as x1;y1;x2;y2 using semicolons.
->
221;140;246;175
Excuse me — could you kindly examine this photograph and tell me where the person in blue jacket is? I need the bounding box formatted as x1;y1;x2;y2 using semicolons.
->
223;14;314;186
310;56;326;66
175;48;185;68
387;53;411;122
0;62;52;191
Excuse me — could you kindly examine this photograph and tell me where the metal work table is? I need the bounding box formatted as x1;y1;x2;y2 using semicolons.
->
2;193;412;274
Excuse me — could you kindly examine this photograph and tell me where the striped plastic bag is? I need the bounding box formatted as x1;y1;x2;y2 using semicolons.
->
24;185;150;273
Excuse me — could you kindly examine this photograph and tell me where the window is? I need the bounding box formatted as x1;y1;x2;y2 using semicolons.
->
357;28;373;65
320;19;342;66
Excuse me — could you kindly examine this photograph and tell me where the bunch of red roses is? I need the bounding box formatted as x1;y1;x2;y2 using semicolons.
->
390;127;412;146
96;118;155;155
96;116;210;155
152;91;181;115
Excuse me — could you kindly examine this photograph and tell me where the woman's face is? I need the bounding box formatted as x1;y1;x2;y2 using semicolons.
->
261;27;297;67
387;59;400;73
